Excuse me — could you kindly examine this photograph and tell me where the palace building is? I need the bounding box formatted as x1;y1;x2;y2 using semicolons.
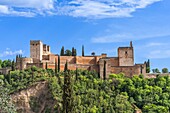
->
16;40;147;78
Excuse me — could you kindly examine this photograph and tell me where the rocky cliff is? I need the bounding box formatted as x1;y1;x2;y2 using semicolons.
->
11;81;56;113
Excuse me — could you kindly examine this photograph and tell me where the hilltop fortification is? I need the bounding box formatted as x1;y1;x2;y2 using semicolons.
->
16;40;147;78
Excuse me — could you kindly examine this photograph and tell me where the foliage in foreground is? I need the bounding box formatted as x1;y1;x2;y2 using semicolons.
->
1;66;170;113
0;79;17;113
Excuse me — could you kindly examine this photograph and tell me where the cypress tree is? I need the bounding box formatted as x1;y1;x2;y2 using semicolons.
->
46;62;48;70
146;59;150;73
16;55;18;59
32;72;34;83
74;49;77;56
55;58;58;75
60;46;65;56
72;47;75;56
76;67;78;81
62;71;74;113
147;59;150;68
11;59;15;71
58;56;60;72
8;74;11;84
103;60;106;80
64;60;68;72
82;45;84;56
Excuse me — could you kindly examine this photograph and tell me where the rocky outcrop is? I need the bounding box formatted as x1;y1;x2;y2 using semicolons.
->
11;81;56;113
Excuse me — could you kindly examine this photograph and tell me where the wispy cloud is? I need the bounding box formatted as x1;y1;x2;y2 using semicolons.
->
0;0;161;18
134;41;170;59
145;42;166;47
0;48;24;57
147;50;170;59
91;33;170;43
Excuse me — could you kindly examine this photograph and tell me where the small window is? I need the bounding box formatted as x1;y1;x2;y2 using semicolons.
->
125;51;128;58
33;44;34;46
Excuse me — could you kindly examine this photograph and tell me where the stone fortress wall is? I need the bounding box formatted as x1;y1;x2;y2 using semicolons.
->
16;40;147;78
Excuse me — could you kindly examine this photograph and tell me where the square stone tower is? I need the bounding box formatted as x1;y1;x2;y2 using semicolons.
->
118;41;134;66
30;40;43;61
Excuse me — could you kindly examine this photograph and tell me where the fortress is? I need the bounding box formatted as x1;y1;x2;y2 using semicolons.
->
16;40;147;78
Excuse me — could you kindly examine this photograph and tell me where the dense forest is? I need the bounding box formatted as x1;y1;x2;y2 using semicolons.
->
1;64;170;112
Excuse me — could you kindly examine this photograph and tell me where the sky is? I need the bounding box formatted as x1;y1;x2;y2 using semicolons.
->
0;0;170;71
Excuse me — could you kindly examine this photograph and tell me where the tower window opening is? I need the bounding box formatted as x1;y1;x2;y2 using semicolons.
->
125;51;128;58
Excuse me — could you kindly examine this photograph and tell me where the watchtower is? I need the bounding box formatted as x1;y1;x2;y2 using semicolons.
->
118;41;134;66
30;40;43;61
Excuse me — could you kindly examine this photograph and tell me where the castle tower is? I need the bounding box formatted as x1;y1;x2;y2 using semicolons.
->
118;42;134;66
30;40;43;61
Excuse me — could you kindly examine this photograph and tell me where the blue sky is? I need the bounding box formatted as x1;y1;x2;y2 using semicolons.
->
0;0;170;71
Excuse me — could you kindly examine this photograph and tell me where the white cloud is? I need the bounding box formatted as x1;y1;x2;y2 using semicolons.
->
0;0;54;9
0;48;24;57
91;33;170;43
147;50;170;59
57;0;161;19
0;0;161;18
146;42;165;47
0;0;54;17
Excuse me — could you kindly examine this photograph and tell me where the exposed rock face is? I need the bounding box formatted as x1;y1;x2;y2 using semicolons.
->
11;81;55;113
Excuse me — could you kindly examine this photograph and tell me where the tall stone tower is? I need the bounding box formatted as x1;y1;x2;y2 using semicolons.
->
30;40;43;61
118;41;134;66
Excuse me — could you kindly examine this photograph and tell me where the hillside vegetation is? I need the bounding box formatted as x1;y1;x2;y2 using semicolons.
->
1;66;170;113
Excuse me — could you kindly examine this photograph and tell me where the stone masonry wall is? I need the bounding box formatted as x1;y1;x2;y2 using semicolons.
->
118;47;134;66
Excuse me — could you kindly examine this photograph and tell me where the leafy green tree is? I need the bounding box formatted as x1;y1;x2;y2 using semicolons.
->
91;52;95;56
65;49;72;56
1;60;12;68
0;80;17;113
162;68;169;73
152;68;160;73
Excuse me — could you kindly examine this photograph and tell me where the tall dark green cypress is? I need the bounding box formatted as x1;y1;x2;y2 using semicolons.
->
58;56;60;72
55;58;58;75
62;71;74;113
60;46;65;56
76;67;78;81
74;49;77;56
147;59;150;68
64;60;68;72
46;62;48;70
146;59;150;73
11;59;15;71
82;45;84;56
103;60;106;80
8;74;11;84
72;47;75;56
